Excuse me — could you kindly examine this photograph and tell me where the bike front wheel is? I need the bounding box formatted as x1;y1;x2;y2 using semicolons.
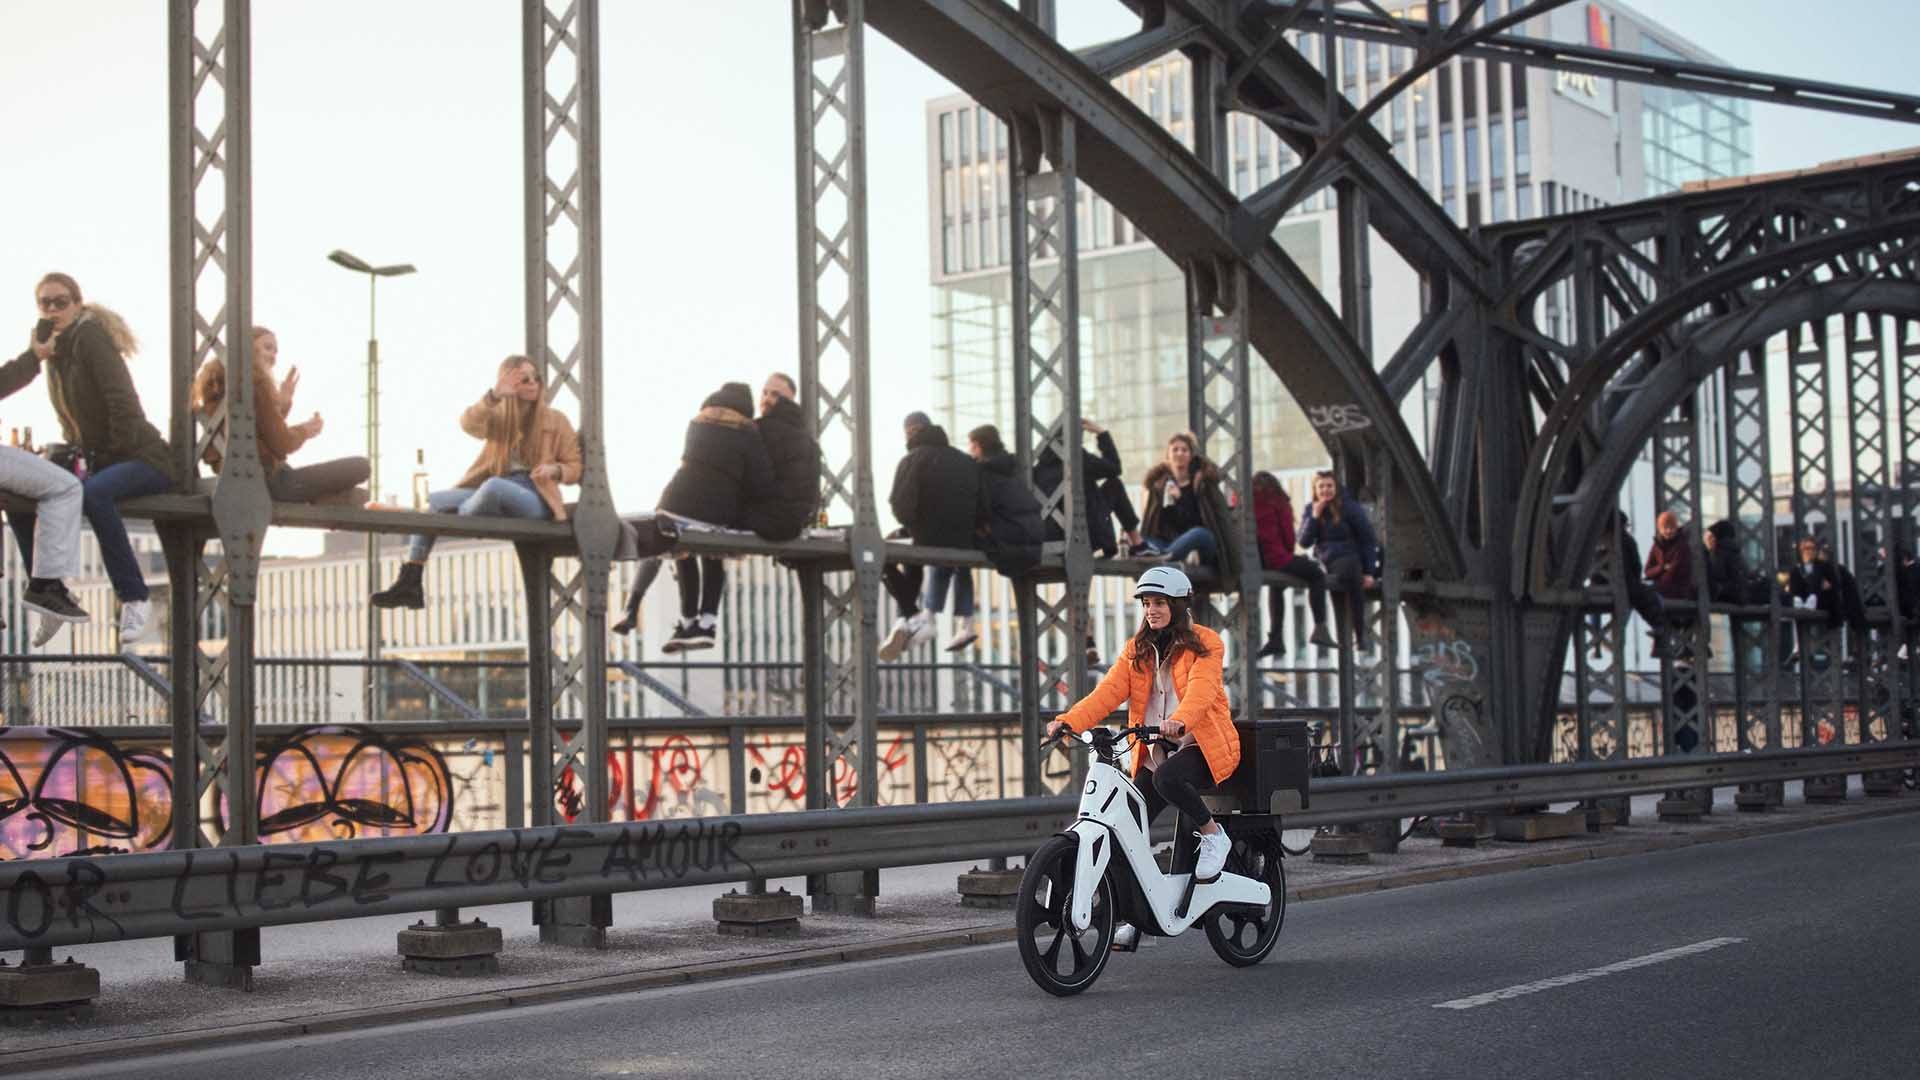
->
1202;831;1287;967
1015;834;1115;996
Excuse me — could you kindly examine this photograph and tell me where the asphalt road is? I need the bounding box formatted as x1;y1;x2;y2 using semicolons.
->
25;811;1920;1080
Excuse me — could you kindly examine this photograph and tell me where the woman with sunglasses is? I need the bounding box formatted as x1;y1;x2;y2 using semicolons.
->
371;355;581;609
1045;566;1239;887
1;272;175;644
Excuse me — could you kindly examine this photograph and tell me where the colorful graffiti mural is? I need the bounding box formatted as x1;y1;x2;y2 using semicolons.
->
0;728;173;859
3;721;1024;861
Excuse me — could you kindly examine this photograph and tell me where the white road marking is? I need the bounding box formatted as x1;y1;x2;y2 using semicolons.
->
1432;937;1748;1011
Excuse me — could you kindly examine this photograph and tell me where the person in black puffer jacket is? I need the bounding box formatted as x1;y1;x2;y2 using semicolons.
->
1033;417;1140;557
741;373;819;541
969;424;1043;581
652;382;773;653
614;374;818;638
879;411;986;660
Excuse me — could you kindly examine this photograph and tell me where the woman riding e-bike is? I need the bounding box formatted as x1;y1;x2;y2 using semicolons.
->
1046;565;1239;885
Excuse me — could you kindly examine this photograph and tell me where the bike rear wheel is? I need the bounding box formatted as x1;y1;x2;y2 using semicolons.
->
1015;834;1115;996
1202;831;1286;967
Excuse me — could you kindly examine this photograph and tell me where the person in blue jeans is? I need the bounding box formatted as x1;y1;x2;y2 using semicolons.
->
1135;431;1243;581
372;355;582;609
2;272;176;645
1298;470;1381;652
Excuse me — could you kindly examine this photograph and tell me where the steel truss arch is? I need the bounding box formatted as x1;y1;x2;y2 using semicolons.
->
1502;161;1920;596
872;0;1466;578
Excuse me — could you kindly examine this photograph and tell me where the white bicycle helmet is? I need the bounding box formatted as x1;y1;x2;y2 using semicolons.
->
1133;565;1194;599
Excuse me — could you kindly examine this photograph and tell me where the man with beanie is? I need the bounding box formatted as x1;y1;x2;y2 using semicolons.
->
879;410;987;660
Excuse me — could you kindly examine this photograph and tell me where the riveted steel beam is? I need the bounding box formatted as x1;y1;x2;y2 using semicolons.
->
1251;0;1920;125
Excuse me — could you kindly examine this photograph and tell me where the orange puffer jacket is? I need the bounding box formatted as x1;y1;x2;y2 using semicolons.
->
1054;623;1239;784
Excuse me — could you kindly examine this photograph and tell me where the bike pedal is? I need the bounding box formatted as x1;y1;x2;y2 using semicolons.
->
1110;925;1143;953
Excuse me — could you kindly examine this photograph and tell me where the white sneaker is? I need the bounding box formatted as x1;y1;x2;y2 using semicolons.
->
31;617;63;649
877;616;913;661
906;610;937;649
1194;827;1232;881
944;615;979;652
118;599;153;647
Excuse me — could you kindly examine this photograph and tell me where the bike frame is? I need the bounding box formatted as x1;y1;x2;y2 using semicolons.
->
1062;736;1270;935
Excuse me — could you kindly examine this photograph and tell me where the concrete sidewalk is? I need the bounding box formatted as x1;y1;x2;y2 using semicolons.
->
4;781;1913;1072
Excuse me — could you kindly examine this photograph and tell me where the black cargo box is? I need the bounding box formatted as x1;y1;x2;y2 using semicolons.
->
1210;717;1311;815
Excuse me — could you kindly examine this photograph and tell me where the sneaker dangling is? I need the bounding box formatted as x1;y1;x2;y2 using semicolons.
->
1194;826;1232;881
906;610;937;650
678;616;716;652
878;616;914;661
944;615;979;652
660;620;697;655
118;599;153;647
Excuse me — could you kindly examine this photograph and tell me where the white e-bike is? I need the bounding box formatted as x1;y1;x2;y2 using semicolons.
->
1016;725;1287;996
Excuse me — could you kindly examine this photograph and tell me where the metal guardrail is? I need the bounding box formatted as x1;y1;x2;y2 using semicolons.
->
5;740;1912;951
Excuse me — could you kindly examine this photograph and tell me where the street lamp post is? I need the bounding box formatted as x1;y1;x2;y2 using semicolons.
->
328;249;415;722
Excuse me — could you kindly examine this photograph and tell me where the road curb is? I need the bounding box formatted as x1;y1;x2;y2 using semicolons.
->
4;800;1911;1073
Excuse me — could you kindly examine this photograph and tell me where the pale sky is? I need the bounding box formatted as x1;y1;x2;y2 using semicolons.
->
1;2;1914;557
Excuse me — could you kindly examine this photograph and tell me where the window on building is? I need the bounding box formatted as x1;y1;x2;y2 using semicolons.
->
1490;119;1506;181
1463;62;1479;120
1440;127;1456;189
1464;121;1479;186
1511;65;1528;111
1514;115;1530;178
1488;62;1504;115
1437;65;1453;120
1467;190;1481;227
1492;187;1507;222
1416;131;1433;186
1517;181;1533;218
958;111;972;161
939;113;954;166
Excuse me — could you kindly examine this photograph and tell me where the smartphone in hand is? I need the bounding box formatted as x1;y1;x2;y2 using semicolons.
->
34;318;54;344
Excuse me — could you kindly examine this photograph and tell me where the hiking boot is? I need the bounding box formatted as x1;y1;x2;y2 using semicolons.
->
1194;827;1232;881
878;616;914;661
1309;624;1335;649
371;562;426;610
23;579;88;625
944;615;979;652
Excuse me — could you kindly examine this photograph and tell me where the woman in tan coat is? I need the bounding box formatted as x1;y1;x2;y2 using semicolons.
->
191;326;369;502
372;355;582;609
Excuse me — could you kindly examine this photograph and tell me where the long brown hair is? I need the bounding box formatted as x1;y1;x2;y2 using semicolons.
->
190;326;276;417
492;355;545;462
38;271;138;357
1311;469;1343;524
1129;595;1211;673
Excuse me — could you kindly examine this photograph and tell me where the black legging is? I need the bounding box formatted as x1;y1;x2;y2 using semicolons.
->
1266;559;1330;644
1137;744;1215;830
674;555;725;620
1324;553;1371;646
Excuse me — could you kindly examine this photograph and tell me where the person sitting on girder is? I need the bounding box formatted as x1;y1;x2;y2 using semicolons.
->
1589;510;1674;660
1045;565;1239;949
372;355;581;612
1298;470;1379;652
612;372;817;639
191;325;369;504
1251;470;1332;658
3;271;175;647
1136;431;1240;579
1032;416;1142;558
878;410;988;660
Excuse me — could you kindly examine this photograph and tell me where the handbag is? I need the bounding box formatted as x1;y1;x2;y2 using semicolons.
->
39;442;88;480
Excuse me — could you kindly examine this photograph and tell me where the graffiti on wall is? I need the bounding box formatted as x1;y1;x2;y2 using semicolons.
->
3;725;455;861
0;728;173;859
